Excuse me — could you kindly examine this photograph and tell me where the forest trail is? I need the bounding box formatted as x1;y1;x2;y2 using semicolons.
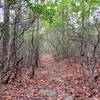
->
1;54;100;100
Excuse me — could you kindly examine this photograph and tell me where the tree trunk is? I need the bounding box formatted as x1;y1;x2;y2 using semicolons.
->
2;1;10;65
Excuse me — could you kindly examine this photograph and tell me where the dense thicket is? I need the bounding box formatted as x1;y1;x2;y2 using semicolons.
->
0;0;100;84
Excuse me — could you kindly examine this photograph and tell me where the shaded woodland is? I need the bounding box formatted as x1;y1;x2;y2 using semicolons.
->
0;0;100;100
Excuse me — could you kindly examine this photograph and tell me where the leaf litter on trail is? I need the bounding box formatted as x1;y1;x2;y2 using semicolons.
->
1;54;100;100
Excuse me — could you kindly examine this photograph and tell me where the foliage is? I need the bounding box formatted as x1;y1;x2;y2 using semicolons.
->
1;0;100;87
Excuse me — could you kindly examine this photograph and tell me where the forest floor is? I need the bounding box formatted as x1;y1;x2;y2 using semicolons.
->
1;54;100;100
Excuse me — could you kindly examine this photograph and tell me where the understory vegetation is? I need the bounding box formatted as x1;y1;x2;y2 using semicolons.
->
0;0;100;99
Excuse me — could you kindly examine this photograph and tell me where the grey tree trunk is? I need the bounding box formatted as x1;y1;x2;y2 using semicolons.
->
2;1;10;65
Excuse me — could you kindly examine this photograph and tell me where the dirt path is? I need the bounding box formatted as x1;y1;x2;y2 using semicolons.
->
1;54;100;100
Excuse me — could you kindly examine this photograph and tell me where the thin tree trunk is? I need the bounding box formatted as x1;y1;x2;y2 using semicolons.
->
2;1;10;64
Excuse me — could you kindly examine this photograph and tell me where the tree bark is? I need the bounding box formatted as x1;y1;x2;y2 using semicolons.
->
2;1;10;65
